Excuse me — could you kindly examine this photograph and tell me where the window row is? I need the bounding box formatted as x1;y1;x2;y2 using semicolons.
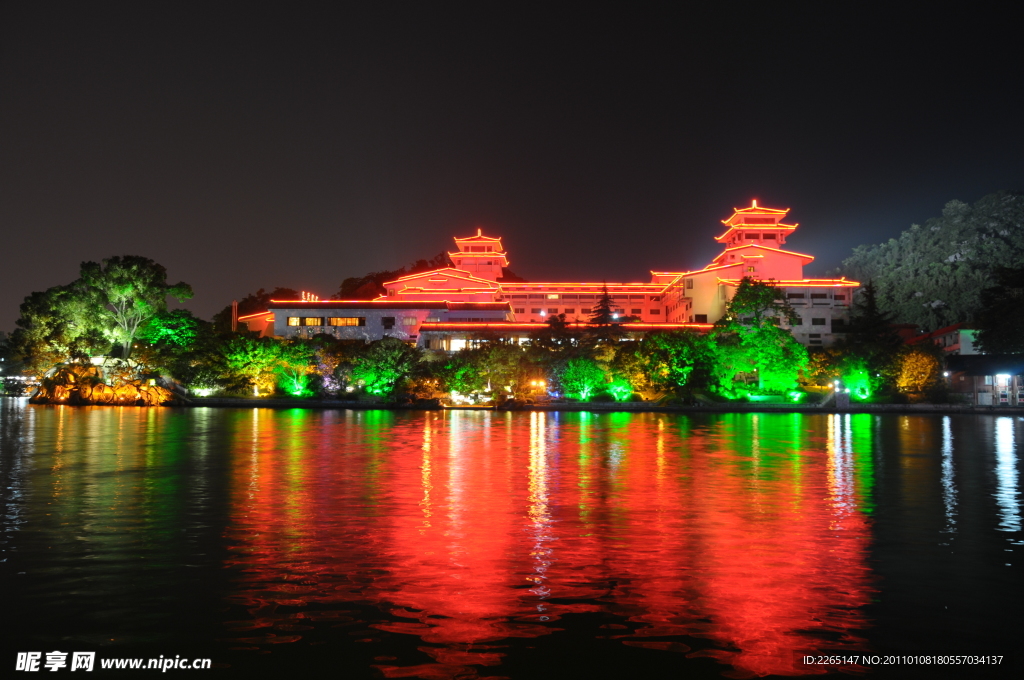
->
513;308;661;316
287;316;421;328
507;293;660;301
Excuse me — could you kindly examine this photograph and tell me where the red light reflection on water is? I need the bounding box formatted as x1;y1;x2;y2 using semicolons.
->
223;410;872;678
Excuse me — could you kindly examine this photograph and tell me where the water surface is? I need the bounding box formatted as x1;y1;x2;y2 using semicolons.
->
1;400;1020;678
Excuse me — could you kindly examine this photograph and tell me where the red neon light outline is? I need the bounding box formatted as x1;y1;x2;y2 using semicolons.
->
382;268;501;287
453;228;504;243
717;278;860;287
712;244;815;263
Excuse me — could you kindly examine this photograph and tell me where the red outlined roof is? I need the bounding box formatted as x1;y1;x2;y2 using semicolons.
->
236;311;274;321
453;228;504;244
382;267;501;288
711;244;815;264
717;278;860;287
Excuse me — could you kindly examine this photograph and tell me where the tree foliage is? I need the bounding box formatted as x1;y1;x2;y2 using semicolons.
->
833;191;1024;330
636;331;712;395
212;287;299;332
974;266;1024;353
9;283;109;374
712;278;807;394
335;252;451;300
352;338;421;396
80;256;193;358
558;357;606;400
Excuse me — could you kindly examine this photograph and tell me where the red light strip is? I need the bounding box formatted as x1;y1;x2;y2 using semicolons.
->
419;322;715;330
717;278;860;287
382;267;500;286
712;244;815;262
236;311;274;321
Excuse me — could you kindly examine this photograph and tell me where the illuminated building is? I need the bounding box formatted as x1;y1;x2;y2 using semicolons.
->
248;201;857;347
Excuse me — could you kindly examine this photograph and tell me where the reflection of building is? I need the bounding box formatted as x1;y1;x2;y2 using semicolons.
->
245;202;858;347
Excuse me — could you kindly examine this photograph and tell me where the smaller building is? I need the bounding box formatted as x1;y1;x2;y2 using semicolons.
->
908;323;979;355
266;299;511;343
945;355;1024;406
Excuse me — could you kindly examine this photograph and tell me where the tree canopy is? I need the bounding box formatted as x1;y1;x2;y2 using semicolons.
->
974;266;1024;353
335;252;451;299
832;191;1024;330
80;255;193;358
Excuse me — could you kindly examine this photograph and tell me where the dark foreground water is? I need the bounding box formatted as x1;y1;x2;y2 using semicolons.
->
0;399;1021;679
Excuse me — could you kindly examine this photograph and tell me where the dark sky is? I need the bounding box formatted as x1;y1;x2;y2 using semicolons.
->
2;4;1022;329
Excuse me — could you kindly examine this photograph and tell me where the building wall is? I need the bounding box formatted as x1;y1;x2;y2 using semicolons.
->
272;306;509;344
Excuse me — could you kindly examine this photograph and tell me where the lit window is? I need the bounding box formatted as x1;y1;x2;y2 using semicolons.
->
328;317;364;326
746;266;755;272
811;318;826;325
303;317;324;326
425;317;440;322
546;294;559;299
287;317;301;326
402;317;418;326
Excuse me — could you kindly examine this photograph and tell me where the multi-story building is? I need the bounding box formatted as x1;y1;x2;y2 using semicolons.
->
244;201;858;348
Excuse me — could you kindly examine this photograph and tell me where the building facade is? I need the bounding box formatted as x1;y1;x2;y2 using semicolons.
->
246;201;858;348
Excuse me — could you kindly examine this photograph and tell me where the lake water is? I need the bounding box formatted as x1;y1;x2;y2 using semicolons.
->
1;399;1020;678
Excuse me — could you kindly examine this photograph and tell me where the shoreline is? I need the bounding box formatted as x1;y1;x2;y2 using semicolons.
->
170;397;1024;416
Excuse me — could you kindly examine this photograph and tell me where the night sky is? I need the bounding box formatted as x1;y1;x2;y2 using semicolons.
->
2;4;1022;330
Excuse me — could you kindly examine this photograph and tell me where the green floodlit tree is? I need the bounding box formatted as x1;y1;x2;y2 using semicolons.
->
80;256;193;359
637;330;713;396
352;338;421;396
715;277;807;394
434;349;488;395
974;266;1024;353
558;356;606;400
138;309;204;350
221;336;283;395
275;341;316;397
9;282;109;374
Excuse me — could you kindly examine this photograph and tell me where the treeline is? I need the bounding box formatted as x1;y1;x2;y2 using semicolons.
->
833;191;1024;331
10;271;948;404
